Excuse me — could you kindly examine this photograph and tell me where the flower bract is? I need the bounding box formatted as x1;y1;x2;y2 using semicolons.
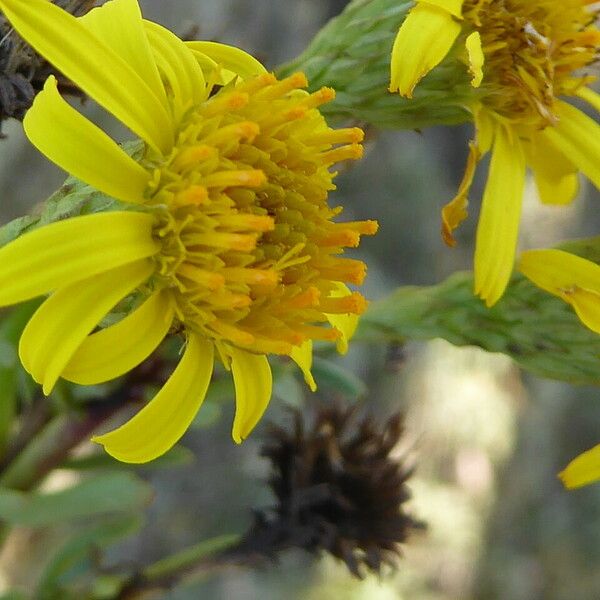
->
0;0;377;463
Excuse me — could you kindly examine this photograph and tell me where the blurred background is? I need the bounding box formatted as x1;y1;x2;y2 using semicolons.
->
2;1;600;598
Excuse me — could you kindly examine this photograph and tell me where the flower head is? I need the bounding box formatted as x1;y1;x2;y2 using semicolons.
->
246;405;422;577
0;0;376;462
391;0;600;306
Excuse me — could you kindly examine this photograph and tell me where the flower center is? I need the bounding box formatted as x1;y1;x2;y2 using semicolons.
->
141;73;376;355
462;0;600;125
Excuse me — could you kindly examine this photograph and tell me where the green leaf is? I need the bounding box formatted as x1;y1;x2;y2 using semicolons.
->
0;473;152;526
273;371;305;406
0;591;28;600
359;267;600;385
190;401;222;429
312;357;367;399
0;300;43;454
202;376;234;404
36;516;142;600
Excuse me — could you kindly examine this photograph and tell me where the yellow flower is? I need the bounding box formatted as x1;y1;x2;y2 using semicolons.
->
559;443;600;489
519;249;600;335
391;0;600;306
517;248;600;488
0;0;377;463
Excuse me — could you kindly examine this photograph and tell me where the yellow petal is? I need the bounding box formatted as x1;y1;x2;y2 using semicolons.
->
187;51;223;85
566;287;600;335
0;212;159;307
185;41;267;82
230;347;272;444
290;340;317;392
143;20;207;114
62;290;174;385
465;31;484;88
441;140;480;246
325;283;359;355
559;444;600;489
576;85;600;114
0;0;173;153
543;101;600;190
519;249;600;296
417;0;464;18
474;109;495;155
79;0;166;106
93;334;214;464
19;259;154;395
390;3;461;97
518;249;600;334
24;77;150;204
524;135;579;205
474;128;526;306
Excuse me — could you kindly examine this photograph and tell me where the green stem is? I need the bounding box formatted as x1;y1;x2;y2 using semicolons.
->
143;534;241;582
115;534;241;599
0;403;122;491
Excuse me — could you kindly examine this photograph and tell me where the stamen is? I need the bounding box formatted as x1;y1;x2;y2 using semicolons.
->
222;268;279;286
297;324;341;341
202;169;267;188
177;264;225;290
253;72;309;100
235;72;278;95
200;91;249;118
319;144;364;165
173;185;209;206
319;292;368;315
209;291;252;309
317;229;361;248
209;320;255;346
247;339;294;354
307;128;365;146
171;145;217;171
189;232;258;251
316;258;368;285
217;214;275;232
346;220;379;235
300;87;336;110
287;287;321;308
202;121;260;146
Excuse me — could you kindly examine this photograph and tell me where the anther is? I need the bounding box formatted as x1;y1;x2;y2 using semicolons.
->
222;268;279;286
319;144;364;165
254;72;309;100
319;292;368;315
307;127;365;146
191;232;258;251
173;185;209;206
209;321;255;346
218;214;275;232
202;169;267;188
200;91;249;118
177;264;225;290
171;145;216;171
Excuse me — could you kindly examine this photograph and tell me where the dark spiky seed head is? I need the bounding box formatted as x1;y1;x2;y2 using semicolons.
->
251;404;424;578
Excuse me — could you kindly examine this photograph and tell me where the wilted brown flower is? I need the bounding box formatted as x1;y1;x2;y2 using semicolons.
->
239;404;423;578
0;0;92;131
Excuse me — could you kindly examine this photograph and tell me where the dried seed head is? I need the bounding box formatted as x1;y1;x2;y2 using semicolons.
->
243;404;423;578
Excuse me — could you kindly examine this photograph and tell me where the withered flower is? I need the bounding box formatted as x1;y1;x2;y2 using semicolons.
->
0;0;92;130
240;405;423;578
